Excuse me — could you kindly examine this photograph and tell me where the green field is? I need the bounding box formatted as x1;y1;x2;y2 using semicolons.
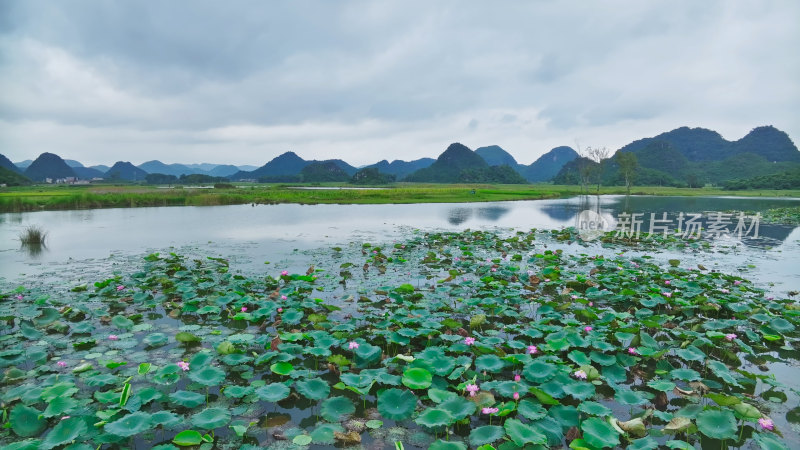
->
1;183;799;213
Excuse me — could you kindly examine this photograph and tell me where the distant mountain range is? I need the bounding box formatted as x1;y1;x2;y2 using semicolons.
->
2;125;797;187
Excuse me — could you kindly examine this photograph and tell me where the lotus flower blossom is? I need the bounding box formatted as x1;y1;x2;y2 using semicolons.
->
241;306;247;312
725;333;737;341
464;337;476;346
574;370;588;380
60;416;71;421
513;392;520;400
177;361;190;371
281;295;287;300
108;335;119;341
584;326;593;332
15;294;23;300
758;417;774;431
514;374;521;382
663;292;672;298
491;268;497;272
767;296;774;301
665;280;671;285
588;302;594;307
720;288;730;294
571;295;578;300
527;345;537;354
734;280;741;286
280;270;288;276
465;384;479;396
348;341;359;350
277;307;283;312
116;285;125;291
628;347;637;355
57;361;67;368
481;407;499;414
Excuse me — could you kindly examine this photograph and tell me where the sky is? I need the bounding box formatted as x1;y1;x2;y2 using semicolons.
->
1;1;798;167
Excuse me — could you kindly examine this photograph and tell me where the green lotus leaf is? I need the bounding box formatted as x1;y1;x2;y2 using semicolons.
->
628;437;659;450
665;439;696;449
309;423;344;444
415;407;454;428
112;315;134;330
439;396;476;421
42;396;78;417
402;367;432;389
377;388;417;420
221;353;253;366
707;360;742;387
505;418;547;446
295;378;330;401
104;412;153;437
175;332;201;343
191;407;231;429
340;372;375;389
647;379;676;392
568;350;592;366
3;439;43;450
428;440;467;450
732;402;761;420
518;399;547;420
589;351;617;366
581;417;621;448
470;425;505;446
41;417;87;449
270;361;294;376
366;419;383;429
523;360;558;383
564;382;596;400
10;404;46;437
223;385;254;399
675;346;706;363
188;365;225;386
475;354;506;372
753;433;790;450
354;342;382;366
150;411;181;428
305;347;331;358
281;308;304;325
136;387;164;405
428;388;458;404
578;401;613;416
255;383;291;402
169;390;205;408
696;409;737;440
153;364;181;385
172;430;204;446
40;382;78;402
670;368;701;381
769;318;795;333
549;405;579;428
143;333;168;347
84;373;118;387
320;396;356;422
615;389;649;405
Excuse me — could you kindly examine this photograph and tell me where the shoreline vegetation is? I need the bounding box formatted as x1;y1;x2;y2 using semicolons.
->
1;183;799;213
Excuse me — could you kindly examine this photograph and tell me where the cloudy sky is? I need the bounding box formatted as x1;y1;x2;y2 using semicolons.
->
1;1;798;166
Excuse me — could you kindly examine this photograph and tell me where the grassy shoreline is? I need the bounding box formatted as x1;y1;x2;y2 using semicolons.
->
0;183;799;213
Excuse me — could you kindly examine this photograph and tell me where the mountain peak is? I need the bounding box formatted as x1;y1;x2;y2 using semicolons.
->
24;152;77;181
475;145;518;167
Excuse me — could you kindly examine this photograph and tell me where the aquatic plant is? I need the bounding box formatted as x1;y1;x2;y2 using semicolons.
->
18;224;47;245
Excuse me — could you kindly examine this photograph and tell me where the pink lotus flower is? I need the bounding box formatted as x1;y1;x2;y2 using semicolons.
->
734;280;741;286
464;337;476;346
277;307;283;312
61;416;71;421
571;295;578;299
57;361;67;368
767;296;774;301
481;407;499;414
513;392;520;400
628;347;637;355
527;270;533;275
725;333;737;341
663;292;672;298
348;341;359;350
759;417;774;431
15;294;23;300
280;270;288;276
720;288;730;294
584;326;593;332
574;370;588;380
116;285;125;291
241;306;247;312
665;280;671;285
177;361;190;371
589;302;594;307
108;335;119;341
514;374;521;382
465;384;479;396
527;345;537;354
281;295;287;300
491;268;497;272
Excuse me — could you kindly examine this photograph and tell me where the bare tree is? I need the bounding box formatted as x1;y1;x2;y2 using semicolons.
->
616;152;638;195
586;146;609;193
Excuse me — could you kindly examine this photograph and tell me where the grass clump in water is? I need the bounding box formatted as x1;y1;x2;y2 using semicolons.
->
19;225;47;245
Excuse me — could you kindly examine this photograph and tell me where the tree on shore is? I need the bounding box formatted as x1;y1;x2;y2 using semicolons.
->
616;152;638;195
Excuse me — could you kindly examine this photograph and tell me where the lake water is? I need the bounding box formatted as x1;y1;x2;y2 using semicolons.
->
1;195;799;294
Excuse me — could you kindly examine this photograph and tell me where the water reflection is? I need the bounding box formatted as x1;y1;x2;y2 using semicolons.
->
476;206;510;221
20;242;47;257
446;208;472;225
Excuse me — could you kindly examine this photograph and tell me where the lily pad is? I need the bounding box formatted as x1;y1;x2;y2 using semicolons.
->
377;388;417;420
581;417;621;448
188;365;225;386
320;396;356;422
415;407;454;428
191;407;231;429
696;409;737;440
255;383;291;402
469;425;505;446
169;390;206;408
505;418;547;446
10;404;46;437
295;378;330;401
402;367;432;389
104;412;153;437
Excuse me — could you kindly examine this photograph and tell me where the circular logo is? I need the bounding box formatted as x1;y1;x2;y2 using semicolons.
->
575;209;614;241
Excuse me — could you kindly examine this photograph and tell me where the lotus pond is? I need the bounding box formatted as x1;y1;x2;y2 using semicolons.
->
1;228;800;450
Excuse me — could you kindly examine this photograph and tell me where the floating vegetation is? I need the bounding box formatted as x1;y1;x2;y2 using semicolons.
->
18;225;47;246
1;229;798;449
760;206;800;225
